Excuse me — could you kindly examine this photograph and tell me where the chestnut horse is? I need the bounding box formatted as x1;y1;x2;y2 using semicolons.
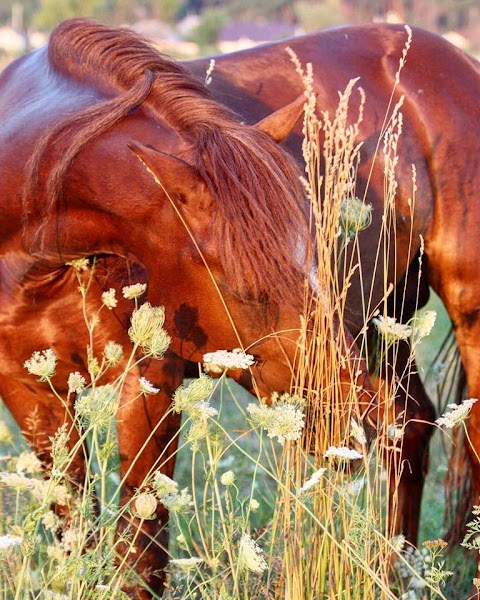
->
0;19;377;598
187;23;480;548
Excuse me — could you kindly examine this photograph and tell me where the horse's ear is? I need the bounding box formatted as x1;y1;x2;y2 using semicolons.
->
254;94;305;143
127;142;209;206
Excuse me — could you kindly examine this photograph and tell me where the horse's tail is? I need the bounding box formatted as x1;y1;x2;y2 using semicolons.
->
431;327;471;544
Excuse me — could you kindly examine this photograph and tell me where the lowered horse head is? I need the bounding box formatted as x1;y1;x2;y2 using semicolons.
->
0;18;377;596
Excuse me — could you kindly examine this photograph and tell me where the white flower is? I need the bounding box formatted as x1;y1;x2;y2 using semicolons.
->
122;283;147;300
160;487;193;513
75;384;119;429
436;398;478;429
170;557;203;571
42;511;61;532
139;377;160;395
203;349;255;372
350;418;367;445
249;498;260;512
323;446;363;461
247;395;305;445
103;341;124;365
153;473;179;498
220;471;235;486
238;533;267;573
24;349;57;381
101;288;118;310
339;197;372;239
65;257;89;271
61;528;79;553
133;492;158;520
372;315;412;342
16;451;42;474
390;534;406;554
412;310;437;341
298;468;327;495
0;535;22;550
68;372;86;394
173;376;217;421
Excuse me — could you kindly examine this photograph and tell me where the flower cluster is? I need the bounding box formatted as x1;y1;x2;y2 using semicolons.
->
103;341;124;366
247;394;306;445
436;398;478;429
67;372;86;394
101;288;118;310
152;472;193;514
372;315;412;345
139;377;160;395
172;375;217;443
24;349;57;382
339;197;372;239
323;446;363;461
298;467;327;495
128;302;171;358
238;533;267;573
74;384;119;430
203;349;255;374
122;283;147;300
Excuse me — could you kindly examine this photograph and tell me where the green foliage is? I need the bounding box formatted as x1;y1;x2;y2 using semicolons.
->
187;7;226;48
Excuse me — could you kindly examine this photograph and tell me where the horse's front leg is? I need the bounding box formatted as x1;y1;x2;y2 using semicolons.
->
115;353;185;598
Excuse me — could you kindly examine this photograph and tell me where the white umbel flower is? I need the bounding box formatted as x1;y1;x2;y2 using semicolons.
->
220;471;235;486
238;533;267;573
139;377;160;395
103;341;124;365
323;446;363;461
436;398;478;429
170;557;203;571
122;283;147;300
372;315;412;342
203;349;255;372
101;288;118;310
133;492;158;520
247;394;305;445
350;418;367;445
68;372;86;394
24;349;57;381
298;468;327;495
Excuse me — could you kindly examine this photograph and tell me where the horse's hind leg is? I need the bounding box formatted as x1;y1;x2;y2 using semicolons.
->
387;344;436;544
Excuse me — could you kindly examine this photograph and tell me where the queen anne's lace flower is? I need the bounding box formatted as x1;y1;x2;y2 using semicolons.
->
75;385;119;429
128;302;170;358
373;315;412;342
203;349;255;372
139;377;160;395
122;283;147;300
133;492;158;519
65;258;89;271
247;394;306;445
103;341;124;365
412;310;437;341
220;471;235;486
339;197;372;239
170;557;203;571
16;451;42;474
238;533;267;573
101;288;118;310
68;371;86;394
153;473;179;498
323;446;363;461
436;398;478;429
298;468;327;495
24;349;57;381
350;418;367;445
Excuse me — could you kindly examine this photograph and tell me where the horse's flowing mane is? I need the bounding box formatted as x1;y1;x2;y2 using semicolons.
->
24;18;309;309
